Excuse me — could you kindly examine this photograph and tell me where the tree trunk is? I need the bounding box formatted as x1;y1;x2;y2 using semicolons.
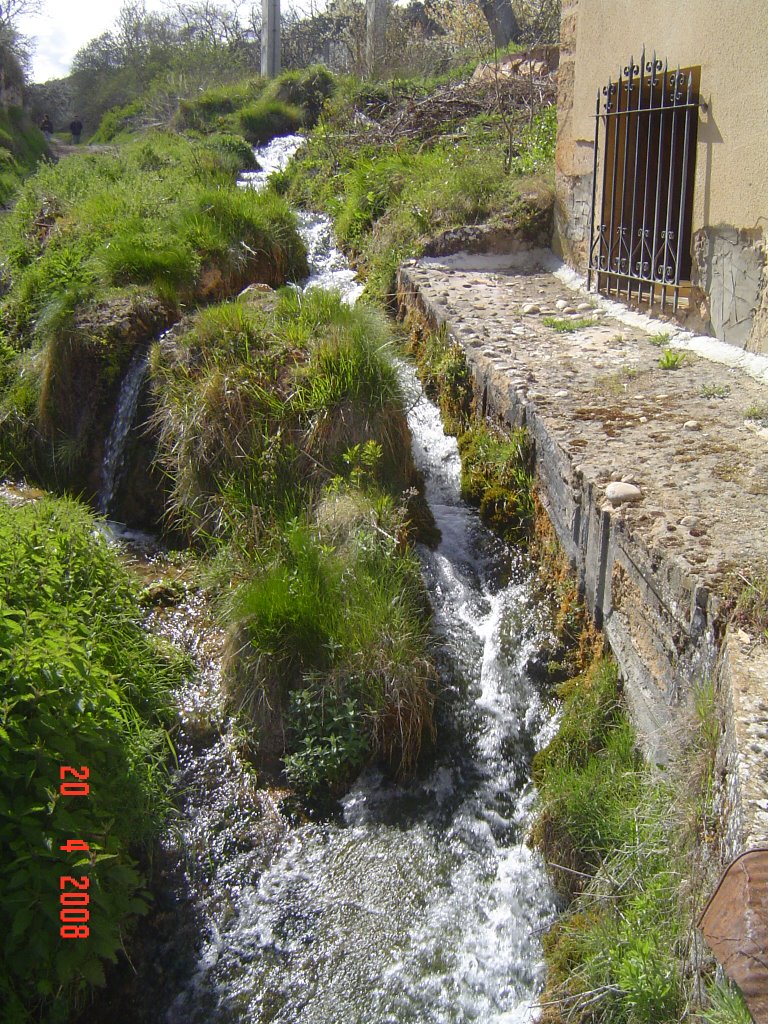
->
365;0;389;77
478;0;521;48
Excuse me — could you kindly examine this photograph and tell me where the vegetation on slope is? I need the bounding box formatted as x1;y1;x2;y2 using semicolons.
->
0;106;48;208
0;497;180;1023
0;132;307;496
531;659;749;1024
278;75;557;302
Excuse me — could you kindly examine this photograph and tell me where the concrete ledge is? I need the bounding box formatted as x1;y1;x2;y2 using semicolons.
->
397;248;768;847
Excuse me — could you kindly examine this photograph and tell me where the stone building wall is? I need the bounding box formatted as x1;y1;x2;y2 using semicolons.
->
553;0;768;354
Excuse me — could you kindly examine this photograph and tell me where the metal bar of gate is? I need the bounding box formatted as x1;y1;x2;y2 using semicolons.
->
639;54;660;305
597;81;613;290
607;72;623;294
673;71;694;313
618;61;633;293
661;67;682;310
650;58;670;308
626;52;642;302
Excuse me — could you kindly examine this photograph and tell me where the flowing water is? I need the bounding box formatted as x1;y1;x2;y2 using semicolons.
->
96;343;150;514
98;136;559;1023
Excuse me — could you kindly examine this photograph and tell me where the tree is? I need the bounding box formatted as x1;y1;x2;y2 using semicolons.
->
477;0;521;48
0;0;43;29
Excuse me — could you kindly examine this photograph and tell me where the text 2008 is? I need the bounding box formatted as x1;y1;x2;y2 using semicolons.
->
58;766;90;939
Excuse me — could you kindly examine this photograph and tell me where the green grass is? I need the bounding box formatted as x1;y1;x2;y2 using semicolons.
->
458;422;535;543
700;383;730;399
658;348;686;370
744;401;768;425
728;569;768;641
0;107;48;208
647;331;671;347
238;100;304;145
173;66;335;139
404;320;474;434
542;316;596;332
0;496;180;1022
534;656;726;1024
224;502;435;796
700;981;753;1024
150;287;412;543
150;284;435;799
532;658;644;891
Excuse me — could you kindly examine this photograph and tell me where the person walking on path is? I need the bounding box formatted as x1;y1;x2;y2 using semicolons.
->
40;114;53;142
69;116;83;144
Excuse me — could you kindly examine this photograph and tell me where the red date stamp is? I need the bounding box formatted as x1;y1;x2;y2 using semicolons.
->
58;766;90;939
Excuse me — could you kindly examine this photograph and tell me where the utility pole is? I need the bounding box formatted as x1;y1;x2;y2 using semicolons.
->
365;0;389;78
261;0;281;78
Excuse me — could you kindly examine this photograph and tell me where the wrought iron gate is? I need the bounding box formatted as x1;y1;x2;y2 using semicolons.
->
587;51;700;312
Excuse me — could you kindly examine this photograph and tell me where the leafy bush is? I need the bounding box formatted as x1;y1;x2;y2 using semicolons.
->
0;497;178;1022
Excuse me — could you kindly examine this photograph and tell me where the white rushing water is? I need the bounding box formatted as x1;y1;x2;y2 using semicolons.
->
96;343;150;514
151;136;559;1024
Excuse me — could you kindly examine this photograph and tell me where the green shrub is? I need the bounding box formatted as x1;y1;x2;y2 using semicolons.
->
238;99;304;145
458;423;535;543
0;497;178;1022
175;78;264;132
532;658;643;888
225;507;435;794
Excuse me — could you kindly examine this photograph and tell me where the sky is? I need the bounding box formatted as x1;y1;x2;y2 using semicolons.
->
18;0;169;83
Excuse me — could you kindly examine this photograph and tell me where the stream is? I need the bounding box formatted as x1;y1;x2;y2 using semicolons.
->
95;135;558;1024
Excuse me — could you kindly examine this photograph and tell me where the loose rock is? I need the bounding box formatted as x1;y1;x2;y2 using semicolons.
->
606;481;643;504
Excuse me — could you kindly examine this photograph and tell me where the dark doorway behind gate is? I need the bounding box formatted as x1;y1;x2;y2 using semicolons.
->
588;52;700;312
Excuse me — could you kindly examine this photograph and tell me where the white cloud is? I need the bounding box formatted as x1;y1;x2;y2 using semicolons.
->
17;0;168;83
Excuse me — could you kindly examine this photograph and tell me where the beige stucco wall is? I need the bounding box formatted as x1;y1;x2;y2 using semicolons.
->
555;0;768;351
566;0;768;233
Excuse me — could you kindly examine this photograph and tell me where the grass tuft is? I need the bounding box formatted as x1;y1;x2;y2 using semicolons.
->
542;316;596;333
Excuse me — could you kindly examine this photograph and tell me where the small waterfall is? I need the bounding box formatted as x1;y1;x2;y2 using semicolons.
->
96;344;150;515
